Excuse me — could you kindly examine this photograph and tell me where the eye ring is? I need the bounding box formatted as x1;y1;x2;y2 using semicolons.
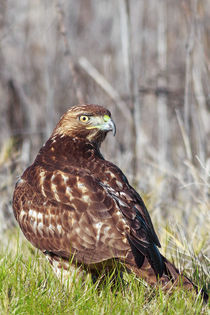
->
79;115;90;123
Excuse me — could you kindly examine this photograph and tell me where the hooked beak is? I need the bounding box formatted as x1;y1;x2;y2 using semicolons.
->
86;116;116;136
101;118;116;136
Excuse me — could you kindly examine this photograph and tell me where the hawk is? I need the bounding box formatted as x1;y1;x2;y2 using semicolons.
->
12;104;206;298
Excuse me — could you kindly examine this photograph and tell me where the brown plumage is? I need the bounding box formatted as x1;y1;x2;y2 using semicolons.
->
13;104;207;299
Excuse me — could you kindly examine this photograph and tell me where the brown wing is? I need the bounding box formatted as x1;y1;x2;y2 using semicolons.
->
93;161;164;276
13;166;131;265
99;162;161;246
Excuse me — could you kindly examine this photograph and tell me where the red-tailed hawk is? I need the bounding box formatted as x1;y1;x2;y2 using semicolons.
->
13;104;206;298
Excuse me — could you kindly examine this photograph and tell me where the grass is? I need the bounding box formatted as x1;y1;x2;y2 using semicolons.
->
0;230;209;315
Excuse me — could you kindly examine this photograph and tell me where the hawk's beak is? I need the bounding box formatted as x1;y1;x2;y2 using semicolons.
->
103;118;116;136
86;116;116;136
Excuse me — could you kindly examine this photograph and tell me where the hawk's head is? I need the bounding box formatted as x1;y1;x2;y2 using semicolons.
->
53;104;116;145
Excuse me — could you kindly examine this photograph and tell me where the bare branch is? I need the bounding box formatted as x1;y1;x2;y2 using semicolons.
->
175;109;192;161
79;57;133;124
157;0;168;165
56;1;84;104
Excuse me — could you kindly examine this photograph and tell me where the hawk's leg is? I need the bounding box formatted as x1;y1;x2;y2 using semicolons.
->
44;252;86;290
87;260;126;292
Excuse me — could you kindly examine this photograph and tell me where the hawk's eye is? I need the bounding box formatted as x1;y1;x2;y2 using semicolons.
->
79;115;90;123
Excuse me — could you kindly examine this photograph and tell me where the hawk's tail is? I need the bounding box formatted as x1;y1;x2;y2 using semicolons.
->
124;254;208;302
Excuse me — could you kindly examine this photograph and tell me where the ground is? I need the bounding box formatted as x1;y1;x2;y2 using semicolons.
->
0;228;209;315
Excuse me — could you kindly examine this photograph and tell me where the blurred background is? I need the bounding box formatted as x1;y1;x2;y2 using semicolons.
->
0;0;209;274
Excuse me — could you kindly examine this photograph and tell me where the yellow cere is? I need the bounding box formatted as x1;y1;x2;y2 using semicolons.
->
103;115;110;122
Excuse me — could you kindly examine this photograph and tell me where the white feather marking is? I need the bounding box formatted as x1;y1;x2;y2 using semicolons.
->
66;186;72;193
94;222;103;243
77;181;89;193
28;209;37;218
122;237;128;244
77;182;85;188
62;174;69;184
57;224;62;234
106;186;116;194
75;227;81;234
115;210;122;217
17;178;24;185
103;226;110;234
37;213;43;220
38;222;44;229
19;209;27;221
37;222;44;236
32;219;37;234
66;186;72;200
116;180;123;189
82;195;89;202
51;182;61;202
116;198;127;207
49;224;55;233
119;191;132;201
39;172;47;197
